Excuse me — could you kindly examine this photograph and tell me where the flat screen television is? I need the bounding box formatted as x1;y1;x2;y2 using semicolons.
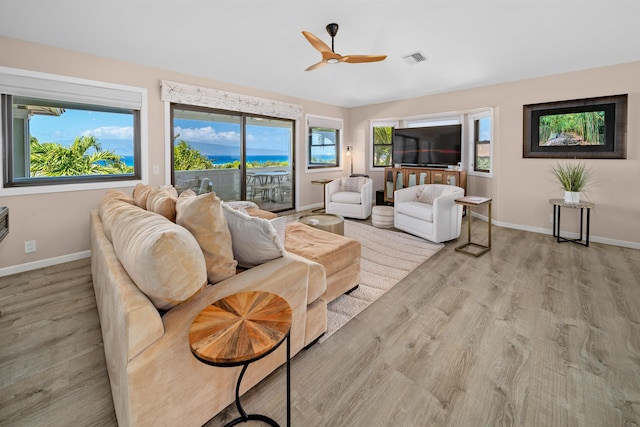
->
392;124;462;168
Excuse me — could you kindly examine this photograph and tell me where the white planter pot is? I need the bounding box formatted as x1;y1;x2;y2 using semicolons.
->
564;191;580;203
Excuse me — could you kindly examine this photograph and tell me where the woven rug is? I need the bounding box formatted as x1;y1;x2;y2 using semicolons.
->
320;220;444;342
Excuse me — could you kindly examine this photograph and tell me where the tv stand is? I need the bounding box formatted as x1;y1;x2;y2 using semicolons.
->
384;166;467;203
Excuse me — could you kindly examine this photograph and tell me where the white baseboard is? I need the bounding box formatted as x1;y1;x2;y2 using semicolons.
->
297;202;323;212
4;212;637;277
470;211;640;250
0;250;91;277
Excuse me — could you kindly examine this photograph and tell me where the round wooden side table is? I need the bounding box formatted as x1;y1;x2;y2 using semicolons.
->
189;291;292;427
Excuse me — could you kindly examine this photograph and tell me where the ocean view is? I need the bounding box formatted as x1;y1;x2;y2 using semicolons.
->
121;154;289;167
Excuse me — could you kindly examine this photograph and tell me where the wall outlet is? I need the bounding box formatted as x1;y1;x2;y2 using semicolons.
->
152;165;160;175
24;240;36;253
549;214;554;223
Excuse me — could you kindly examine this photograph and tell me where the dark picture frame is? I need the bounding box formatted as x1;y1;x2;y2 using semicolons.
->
523;94;627;159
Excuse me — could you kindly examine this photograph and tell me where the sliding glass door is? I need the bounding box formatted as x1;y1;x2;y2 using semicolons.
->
172;107;242;201
171;105;294;211
245;116;293;211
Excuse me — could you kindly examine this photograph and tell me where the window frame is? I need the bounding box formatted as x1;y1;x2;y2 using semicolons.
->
0;67;148;196
305;114;343;172
370;120;397;169
369;110;495;177
169;103;296;208
468;109;493;177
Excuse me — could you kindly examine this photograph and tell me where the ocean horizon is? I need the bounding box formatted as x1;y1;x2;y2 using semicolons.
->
121;154;290;167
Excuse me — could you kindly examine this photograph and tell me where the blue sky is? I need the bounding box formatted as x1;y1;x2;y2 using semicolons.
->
29;111;291;157
174;119;291;156
478;117;491;141
30;109;135;155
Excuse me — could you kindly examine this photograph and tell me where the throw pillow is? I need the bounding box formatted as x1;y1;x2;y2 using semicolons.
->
146;187;178;222
106;200;207;310
221;203;286;268
341;176;364;193
416;185;444;204
224;200;259;210
244;207;278;220
104;188;135;204
176;190;237;284
132;183;152;209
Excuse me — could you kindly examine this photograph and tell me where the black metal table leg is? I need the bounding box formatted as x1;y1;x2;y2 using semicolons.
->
286;333;290;427
586;207;591;247
224;335;290;427
550;200;593;247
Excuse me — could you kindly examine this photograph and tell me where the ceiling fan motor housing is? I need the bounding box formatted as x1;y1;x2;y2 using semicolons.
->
326;23;339;37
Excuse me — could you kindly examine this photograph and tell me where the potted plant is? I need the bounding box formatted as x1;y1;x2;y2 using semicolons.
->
551;161;592;203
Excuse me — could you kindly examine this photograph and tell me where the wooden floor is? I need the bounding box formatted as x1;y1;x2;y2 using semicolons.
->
1;219;639;426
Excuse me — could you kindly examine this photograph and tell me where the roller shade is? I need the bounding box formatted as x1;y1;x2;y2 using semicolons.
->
307;115;343;129
0;68;143;110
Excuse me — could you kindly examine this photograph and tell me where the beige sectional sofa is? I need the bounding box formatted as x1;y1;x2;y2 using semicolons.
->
90;186;347;426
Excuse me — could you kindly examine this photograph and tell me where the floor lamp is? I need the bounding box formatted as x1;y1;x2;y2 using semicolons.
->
346;145;353;175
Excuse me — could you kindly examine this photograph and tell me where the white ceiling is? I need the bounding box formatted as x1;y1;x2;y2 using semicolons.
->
2;1;640;108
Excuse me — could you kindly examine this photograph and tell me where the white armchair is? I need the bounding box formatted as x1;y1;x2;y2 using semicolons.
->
394;184;465;243
325;176;373;219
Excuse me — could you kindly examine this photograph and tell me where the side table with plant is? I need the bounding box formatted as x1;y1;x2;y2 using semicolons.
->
551;161;592;204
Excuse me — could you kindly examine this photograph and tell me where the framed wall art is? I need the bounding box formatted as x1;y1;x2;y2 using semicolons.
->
523;94;627;159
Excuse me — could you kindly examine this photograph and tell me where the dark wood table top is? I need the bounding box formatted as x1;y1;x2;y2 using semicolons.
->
189;291;292;366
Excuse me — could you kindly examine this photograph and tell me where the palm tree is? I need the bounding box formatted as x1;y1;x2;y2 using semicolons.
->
373;126;393;166
30;135;131;176
173;140;215;171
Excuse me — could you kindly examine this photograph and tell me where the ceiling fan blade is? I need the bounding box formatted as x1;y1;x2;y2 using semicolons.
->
301;31;332;53
305;61;328;72
342;55;387;64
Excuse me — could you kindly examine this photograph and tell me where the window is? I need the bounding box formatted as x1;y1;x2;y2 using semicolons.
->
1;68;145;191
371;121;396;168
470;111;492;174
307;115;343;169
309;127;339;167
171;104;294;211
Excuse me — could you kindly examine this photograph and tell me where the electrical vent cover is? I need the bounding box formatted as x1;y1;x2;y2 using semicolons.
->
402;52;427;65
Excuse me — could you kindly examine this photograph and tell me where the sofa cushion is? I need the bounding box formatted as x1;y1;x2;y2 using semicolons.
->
331;191;361;204
285;221;360;298
103;198;207;310
222;204;285;268
146;187;178;222
396;200;434;222
176;190;237;284
416;185;444;204
98;192;136;241
104;188;135;204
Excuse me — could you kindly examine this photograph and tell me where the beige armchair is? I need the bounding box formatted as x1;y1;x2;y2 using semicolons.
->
325;176;373;219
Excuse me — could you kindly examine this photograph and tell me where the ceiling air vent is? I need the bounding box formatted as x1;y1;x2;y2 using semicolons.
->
402;52;427;65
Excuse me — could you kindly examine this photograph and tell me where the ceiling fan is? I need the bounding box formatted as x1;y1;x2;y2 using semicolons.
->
302;23;387;71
